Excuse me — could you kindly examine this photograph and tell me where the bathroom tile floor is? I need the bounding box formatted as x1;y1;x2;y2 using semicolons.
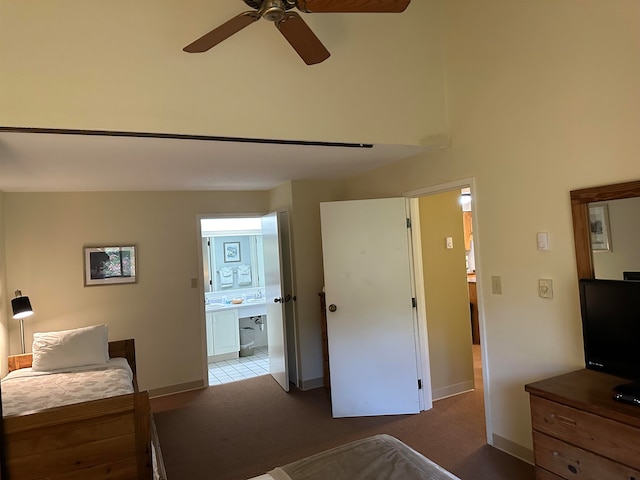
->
208;346;269;386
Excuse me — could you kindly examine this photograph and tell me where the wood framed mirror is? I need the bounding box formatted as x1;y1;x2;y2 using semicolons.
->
570;179;640;279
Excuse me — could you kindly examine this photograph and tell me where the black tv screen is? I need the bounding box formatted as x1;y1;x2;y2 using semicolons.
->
579;279;640;382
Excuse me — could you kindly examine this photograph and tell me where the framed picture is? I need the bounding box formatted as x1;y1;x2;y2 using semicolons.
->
223;242;241;262
588;203;612;252
84;246;137;286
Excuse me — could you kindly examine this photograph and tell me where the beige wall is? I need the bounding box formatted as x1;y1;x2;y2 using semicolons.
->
419;191;473;399
341;0;640;459
288;180;345;387
0;1;447;147
3;0;640;464
0;192;8;377
3;191;269;392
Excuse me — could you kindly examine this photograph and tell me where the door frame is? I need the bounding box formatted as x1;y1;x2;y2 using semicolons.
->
195;212;301;389
404;177;492;444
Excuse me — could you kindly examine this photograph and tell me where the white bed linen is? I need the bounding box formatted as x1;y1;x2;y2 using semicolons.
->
1;357;134;417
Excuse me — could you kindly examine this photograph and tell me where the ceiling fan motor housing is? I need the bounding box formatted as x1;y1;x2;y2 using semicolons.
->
244;0;294;22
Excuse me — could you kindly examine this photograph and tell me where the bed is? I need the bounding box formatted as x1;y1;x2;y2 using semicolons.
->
1;326;166;480
249;434;460;480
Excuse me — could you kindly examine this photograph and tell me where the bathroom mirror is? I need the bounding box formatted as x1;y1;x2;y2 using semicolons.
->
570;179;640;280
201;217;265;294
202;234;264;292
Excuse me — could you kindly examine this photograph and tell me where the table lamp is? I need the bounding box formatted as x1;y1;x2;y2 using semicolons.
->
11;289;34;354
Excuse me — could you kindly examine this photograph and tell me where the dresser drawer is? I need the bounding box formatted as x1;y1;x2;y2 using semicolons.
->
535;466;564;480
530;396;640;469
533;431;640;480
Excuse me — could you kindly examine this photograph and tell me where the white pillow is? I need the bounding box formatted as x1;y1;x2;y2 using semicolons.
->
32;324;109;372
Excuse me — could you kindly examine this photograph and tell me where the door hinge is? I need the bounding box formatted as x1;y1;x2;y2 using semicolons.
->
418;379;422;390
412;297;417;308
406;218;411;228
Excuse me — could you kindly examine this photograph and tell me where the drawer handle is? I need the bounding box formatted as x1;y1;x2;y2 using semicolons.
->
551;413;578;426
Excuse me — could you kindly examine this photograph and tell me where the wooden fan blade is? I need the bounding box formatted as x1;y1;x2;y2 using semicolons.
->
276;12;330;65
296;0;410;13
183;12;260;53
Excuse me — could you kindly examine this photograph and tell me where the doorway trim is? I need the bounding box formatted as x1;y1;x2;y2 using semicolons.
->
196;212;268;387
403;177;492;445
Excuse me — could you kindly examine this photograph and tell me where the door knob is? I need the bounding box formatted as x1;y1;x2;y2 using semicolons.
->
328;304;337;312
274;297;284;303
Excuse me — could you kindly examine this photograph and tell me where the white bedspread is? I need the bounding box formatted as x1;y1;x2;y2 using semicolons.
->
1;358;134;417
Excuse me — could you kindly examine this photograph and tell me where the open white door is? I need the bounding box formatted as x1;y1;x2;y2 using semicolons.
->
320;198;420;417
262;211;289;392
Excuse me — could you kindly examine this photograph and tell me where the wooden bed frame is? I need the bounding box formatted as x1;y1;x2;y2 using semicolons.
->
3;339;161;479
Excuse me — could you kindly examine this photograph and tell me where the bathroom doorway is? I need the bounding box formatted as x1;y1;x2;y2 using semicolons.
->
200;216;268;386
198;214;298;390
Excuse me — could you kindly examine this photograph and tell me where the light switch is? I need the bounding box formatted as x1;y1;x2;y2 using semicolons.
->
445;236;454;249
491;276;502;295
537;232;550;251
538;279;553;299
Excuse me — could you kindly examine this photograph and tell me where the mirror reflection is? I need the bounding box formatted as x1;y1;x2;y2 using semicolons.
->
201;218;265;293
590;196;640;280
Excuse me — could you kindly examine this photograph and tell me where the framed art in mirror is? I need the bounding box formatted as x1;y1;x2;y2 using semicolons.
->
84;245;137;286
588;203;612;252
223;242;241;263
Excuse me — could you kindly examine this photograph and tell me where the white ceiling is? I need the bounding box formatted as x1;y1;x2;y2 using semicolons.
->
0;129;425;192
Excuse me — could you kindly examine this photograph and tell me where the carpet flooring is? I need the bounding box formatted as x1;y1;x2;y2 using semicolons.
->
151;348;535;480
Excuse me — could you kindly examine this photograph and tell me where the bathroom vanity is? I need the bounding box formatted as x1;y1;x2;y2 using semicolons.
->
205;298;267;360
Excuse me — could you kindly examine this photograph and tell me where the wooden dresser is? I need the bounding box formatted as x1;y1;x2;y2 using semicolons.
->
525;369;640;479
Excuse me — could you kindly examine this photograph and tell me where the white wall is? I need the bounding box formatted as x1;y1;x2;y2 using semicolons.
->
0;1;447;147
342;0;640;460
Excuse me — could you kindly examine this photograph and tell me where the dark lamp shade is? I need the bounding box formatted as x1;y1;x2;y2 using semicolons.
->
12;296;34;319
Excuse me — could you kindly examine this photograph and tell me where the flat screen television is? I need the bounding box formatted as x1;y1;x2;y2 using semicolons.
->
579;279;640;389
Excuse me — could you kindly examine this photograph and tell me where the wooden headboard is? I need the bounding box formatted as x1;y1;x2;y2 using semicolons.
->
7;338;137;375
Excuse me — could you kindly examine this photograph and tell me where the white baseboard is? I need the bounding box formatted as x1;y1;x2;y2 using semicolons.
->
492;433;534;464
299;376;325;391
432;380;474;401
148;380;205;398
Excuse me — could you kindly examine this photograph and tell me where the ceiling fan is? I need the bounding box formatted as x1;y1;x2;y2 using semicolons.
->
183;0;411;65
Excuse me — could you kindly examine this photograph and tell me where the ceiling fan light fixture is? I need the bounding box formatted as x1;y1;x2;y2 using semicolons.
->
261;0;287;22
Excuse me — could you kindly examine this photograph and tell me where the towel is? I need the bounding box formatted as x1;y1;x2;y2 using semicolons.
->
219;267;234;288
237;265;252;286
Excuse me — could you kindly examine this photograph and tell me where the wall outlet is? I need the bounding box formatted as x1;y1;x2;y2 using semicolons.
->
538;279;553;299
491;275;502;295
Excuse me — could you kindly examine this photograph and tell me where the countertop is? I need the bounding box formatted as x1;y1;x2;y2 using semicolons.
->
205;298;266;313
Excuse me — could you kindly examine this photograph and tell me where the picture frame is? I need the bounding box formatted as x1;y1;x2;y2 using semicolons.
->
588;203;612;252
84;245;137;286
223;242;241;263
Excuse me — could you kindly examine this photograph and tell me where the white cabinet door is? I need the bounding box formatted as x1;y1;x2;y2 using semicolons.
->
212;309;240;355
